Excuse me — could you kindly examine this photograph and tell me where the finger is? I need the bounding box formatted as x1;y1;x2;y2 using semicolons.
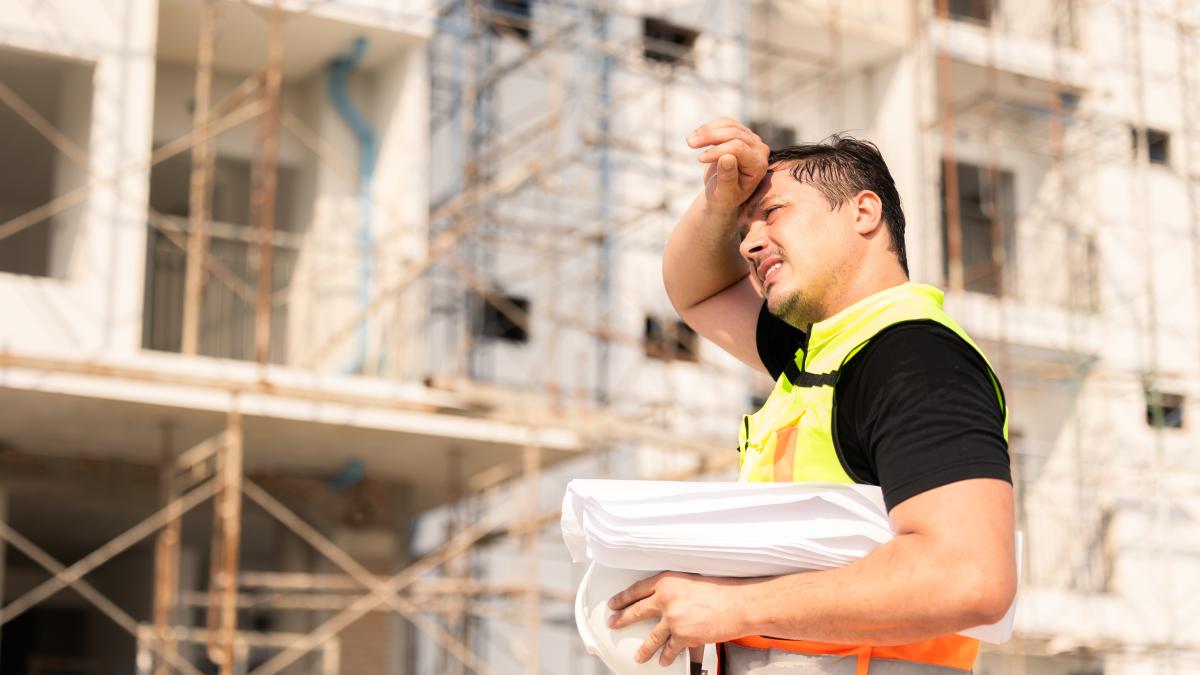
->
608;573;661;610
689;125;755;150
698;139;752;164
689;121;756;148
635;620;671;664
689;115;741;139
715;154;739;184
608;597;661;630
659;635;690;667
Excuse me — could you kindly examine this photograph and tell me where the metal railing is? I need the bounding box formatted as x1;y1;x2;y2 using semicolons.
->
142;218;295;364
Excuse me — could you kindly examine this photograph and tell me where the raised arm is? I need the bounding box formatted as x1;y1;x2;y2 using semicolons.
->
664;118;771;372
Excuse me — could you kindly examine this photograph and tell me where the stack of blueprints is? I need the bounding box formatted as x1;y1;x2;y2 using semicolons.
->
562;479;1019;647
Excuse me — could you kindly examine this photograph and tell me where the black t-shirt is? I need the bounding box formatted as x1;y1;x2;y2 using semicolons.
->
755;304;1011;511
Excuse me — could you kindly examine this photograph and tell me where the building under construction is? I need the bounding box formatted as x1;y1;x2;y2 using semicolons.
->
0;0;1199;673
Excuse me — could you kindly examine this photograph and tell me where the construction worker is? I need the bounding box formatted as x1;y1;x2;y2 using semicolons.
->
606;117;1016;675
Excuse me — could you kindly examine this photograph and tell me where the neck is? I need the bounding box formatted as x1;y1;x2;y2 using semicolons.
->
816;262;909;324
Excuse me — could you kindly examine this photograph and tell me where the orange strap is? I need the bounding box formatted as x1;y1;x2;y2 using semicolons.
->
855;645;871;675
731;634;978;672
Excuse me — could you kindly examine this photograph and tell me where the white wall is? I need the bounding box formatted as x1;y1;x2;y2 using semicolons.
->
0;0;158;356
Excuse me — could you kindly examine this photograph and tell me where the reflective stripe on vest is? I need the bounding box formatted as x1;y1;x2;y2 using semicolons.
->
731;283;1008;674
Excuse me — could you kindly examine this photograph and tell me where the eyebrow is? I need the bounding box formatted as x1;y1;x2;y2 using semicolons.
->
739;194;781;228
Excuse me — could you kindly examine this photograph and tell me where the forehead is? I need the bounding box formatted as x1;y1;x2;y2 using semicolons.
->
738;164;821;223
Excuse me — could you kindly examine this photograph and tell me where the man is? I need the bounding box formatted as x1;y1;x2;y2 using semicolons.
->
606;118;1016;675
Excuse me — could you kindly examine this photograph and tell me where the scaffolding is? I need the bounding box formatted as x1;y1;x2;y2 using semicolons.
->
1;0;1200;673
0;1;749;671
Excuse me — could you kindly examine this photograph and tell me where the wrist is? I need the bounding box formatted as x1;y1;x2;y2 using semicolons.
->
729;581;762;638
733;578;790;639
701;195;740;223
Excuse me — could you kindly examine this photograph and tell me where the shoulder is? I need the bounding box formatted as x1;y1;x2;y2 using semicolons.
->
840;320;995;390
835;320;1010;511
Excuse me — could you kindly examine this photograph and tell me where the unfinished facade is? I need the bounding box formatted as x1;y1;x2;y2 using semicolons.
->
1;0;1200;674
426;1;1200;674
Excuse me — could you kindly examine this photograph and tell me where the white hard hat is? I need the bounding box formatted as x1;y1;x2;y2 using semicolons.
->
574;562;690;675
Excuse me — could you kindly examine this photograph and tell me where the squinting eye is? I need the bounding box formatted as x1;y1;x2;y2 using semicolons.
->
764;206;782;219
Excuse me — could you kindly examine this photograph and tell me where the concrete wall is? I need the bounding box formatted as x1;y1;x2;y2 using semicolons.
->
0;0;158;356
0;0;431;380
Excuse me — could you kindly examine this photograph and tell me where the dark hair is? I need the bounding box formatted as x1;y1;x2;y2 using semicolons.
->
767;136;908;276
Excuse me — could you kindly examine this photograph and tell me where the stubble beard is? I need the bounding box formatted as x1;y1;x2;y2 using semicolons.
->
769;287;821;329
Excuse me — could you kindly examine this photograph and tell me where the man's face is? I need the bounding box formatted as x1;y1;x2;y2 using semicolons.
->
737;166;857;326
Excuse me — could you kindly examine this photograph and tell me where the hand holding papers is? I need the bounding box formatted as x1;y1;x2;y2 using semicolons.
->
563;479;1019;674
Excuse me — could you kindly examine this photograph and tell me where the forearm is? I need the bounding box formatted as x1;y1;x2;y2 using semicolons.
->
735;532;1014;645
663;191;748;312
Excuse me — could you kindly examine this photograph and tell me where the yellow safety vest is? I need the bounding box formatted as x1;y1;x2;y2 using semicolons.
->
733;282;1008;674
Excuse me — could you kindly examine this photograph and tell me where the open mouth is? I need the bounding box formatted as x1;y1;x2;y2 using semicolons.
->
763;261;782;286
756;256;783;290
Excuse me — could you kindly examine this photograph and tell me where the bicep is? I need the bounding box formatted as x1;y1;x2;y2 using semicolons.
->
675;275;769;374
889;478;1016;595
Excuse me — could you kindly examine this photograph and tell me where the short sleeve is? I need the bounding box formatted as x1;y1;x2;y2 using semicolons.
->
835;322;1011;511
756;302;807;380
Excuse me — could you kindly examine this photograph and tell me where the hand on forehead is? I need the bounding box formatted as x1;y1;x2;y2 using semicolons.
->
739;168;780;222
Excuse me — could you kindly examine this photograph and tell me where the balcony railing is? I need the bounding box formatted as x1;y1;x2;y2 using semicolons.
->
142;218;295;364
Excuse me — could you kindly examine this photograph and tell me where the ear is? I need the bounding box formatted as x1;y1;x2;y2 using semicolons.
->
851;190;884;236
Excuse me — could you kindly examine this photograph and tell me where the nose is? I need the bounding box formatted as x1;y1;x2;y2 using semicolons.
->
739;219;767;260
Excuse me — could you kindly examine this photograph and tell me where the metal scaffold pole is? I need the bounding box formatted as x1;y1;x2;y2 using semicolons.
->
207;407;244;675
934;0;963;293
152;423;181;675
182;0;217;357
253;1;285;368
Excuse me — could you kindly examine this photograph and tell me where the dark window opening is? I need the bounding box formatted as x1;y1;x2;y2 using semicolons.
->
0;48;93;278
1131;126;1170;166
644;316;698;362
0;607;89;675
487;0;533;41
643;17;700;66
142;152;297;362
940;161;1016;296
477;292;530;343
1146;390;1184;429
1070;233;1100;313
941;0;993;24
749;120;797;150
1058;90;1081;113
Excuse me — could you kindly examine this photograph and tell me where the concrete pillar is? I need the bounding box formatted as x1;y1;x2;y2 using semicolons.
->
0;486;8;663
48;62;94;280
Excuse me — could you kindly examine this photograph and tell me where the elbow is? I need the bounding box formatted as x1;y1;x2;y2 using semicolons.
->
662;258;692;313
953;566;1017;627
